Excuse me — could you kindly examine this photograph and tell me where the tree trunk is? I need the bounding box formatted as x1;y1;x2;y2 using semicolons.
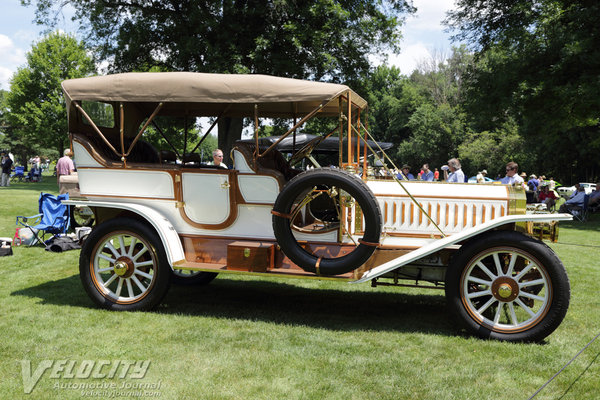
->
218;117;243;166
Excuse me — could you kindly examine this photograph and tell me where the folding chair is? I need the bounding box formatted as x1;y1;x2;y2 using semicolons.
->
10;166;25;182
16;193;71;246
568;194;589;222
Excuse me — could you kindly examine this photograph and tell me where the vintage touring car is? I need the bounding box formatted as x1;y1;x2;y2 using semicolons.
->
61;72;572;342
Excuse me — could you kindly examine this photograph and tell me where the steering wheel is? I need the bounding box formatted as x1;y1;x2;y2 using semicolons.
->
288;136;325;166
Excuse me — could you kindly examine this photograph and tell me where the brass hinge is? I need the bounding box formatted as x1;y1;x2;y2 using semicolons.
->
221;181;230;189
175;201;185;208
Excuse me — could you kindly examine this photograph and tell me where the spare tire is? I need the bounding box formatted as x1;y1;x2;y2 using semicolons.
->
272;168;381;276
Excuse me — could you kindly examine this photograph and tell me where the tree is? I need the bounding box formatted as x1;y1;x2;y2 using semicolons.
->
446;0;600;183
411;45;473;108
25;0;415;163
364;65;424;146
457;119;527;178
4;31;95;163
397;103;467;172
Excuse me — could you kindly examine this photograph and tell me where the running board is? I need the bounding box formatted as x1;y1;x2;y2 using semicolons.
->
352;213;573;284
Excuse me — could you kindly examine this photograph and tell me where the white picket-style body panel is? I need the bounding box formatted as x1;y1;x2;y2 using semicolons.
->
365;180;511;242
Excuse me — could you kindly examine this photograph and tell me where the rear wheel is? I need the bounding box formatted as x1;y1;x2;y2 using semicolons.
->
445;231;570;342
79;218;171;311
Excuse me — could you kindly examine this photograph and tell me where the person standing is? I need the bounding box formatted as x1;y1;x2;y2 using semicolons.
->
421;163;434;181
56;148;75;183
528;174;540;190
1;151;13;187
434;168;439;181
500;161;525;189
443;158;465;183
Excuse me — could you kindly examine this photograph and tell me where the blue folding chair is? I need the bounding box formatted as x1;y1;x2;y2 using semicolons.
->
10;166;25;182
16;193;71;246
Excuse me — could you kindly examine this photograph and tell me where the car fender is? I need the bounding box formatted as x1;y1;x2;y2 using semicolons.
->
63;199;185;267
353;213;573;284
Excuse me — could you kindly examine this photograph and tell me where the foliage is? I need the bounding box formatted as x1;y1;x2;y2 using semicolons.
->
446;0;600;183
27;0;414;83
23;0;415;163
410;45;473;108
364;65;424;146
140;116;218;159
397;103;467;170
2;31;95;161
457;119;527;178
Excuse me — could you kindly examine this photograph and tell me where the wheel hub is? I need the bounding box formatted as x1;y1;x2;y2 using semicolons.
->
113;257;135;278
491;276;519;302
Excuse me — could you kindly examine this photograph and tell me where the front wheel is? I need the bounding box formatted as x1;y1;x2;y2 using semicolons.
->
445;231;570;342
79;218;172;311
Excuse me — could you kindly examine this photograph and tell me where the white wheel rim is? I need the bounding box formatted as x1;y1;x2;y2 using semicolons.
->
460;247;552;333
91;232;157;304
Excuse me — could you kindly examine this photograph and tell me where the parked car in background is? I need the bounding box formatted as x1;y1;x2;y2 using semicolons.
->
557;182;596;199
467;176;495;183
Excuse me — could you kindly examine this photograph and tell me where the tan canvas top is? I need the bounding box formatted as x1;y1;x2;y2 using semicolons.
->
62;72;367;117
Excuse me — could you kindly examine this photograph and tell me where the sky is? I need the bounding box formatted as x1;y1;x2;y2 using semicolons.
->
0;0;459;91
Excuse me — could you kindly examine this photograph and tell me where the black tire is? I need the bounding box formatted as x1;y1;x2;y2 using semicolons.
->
272;168;382;276
79;217;172;311
171;270;218;286
445;230;570;342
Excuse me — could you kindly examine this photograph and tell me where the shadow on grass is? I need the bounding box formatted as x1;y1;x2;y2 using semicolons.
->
12;274;456;335
11;274;93;309
162;278;454;335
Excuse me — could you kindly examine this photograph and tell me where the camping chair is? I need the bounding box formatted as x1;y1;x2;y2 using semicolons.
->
10;166;25;182
568;194;590;222
26;166;42;182
16;193;71;246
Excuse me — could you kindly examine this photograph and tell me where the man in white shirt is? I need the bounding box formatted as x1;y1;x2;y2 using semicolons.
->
500;161;525;188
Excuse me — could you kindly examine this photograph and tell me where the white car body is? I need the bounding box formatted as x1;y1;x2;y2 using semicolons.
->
60;72;573;342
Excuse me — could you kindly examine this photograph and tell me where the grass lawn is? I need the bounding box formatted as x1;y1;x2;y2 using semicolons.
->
1;177;599;399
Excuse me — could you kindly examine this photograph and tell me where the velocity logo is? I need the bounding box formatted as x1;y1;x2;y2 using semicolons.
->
20;360;150;394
